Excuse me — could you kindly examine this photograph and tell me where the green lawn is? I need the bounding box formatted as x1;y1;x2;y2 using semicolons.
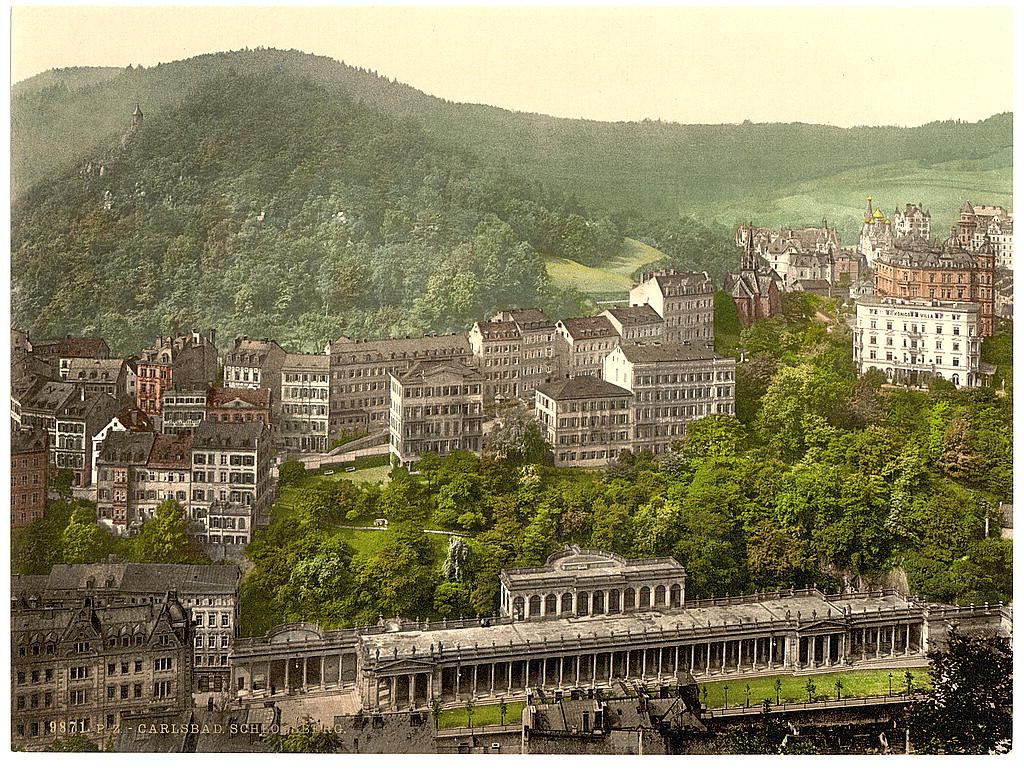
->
699;667;932;709
322;465;392;485
438;701;526;730
544;237;669;298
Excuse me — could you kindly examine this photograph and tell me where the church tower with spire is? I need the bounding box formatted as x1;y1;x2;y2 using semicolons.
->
858;196;893;266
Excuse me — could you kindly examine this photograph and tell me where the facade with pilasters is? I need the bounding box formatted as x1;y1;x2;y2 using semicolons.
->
228;549;1006;715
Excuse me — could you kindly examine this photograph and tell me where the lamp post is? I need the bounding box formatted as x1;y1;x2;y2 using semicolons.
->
888;672;893;697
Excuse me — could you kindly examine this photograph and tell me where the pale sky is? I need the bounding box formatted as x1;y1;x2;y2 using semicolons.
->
10;5;1014;127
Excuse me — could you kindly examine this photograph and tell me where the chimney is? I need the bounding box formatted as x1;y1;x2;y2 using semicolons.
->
209;328;216;346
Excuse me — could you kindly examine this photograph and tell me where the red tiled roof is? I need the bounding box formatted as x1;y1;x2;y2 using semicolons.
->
146;433;194;469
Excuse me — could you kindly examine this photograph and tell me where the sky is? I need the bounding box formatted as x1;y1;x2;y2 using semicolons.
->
9;5;1015;127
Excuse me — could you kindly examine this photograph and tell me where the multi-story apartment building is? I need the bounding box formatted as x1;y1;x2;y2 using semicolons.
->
62;358;135;401
190;420;274;543
326;333;473;436
599;305;665;342
13;563;241;708
468;320;522;402
20;382;121;488
279;353;331;453
160;389;208;434
90;409;154;497
388;360;485;466
629;269;715;346
11;427;48;528
488;308;559;397
135;330;218;417
958;202;1013;269
872;239;995;336
206;386;271;426
222;337;287;410
10;593;192;750
859;198;894;265
853;295;985;388
892;203;931;241
534;376;633;467
604;342;737;455
95;431;157;533
555;316;620;379
137;433;194;518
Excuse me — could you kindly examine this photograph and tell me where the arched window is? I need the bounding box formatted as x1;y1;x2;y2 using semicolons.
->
529;595;541;617
624;588;636;610
654;585;666;606
577;592;589;616
560;592;574;614
513;596;525;620
639;586;651;608
670;584;682;608
592;590;605;614
607;588;621;613
545;594;558;616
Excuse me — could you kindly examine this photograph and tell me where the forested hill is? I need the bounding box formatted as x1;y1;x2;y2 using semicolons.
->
14;49;1012;232
11;48;1012;355
12;69;668;356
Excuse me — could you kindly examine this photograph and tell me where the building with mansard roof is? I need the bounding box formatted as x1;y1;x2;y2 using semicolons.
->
555;316;620;379
278;353;331;453
604;342;736;455
468;320;523;403
388;360;486;465
534;376;633;467
872;236;995;336
628;270;715;346
599;304;665;342
326;333;473;437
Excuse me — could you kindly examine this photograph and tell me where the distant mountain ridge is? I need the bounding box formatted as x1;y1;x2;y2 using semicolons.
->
13;47;1013;231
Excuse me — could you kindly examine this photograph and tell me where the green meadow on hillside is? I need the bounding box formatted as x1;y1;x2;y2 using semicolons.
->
544;237;671;301
696;156;1012;242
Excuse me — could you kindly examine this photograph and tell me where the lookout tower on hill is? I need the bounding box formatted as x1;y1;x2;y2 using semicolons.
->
131;103;144;130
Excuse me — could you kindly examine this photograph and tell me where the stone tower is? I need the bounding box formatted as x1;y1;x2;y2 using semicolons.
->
131;103;144;130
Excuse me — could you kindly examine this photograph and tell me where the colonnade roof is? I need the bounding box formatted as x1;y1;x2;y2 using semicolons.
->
500;545;685;591
363;590;923;660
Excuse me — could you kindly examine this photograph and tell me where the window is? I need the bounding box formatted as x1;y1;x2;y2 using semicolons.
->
135;661;143;673
69;689;88;705
134;683;143;698
154;680;173;699
69;666;89;680
75;642;90;653
154;657;173;671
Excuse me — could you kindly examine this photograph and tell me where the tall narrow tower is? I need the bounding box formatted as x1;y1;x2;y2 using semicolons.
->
741;222;757;271
131;103;144;130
